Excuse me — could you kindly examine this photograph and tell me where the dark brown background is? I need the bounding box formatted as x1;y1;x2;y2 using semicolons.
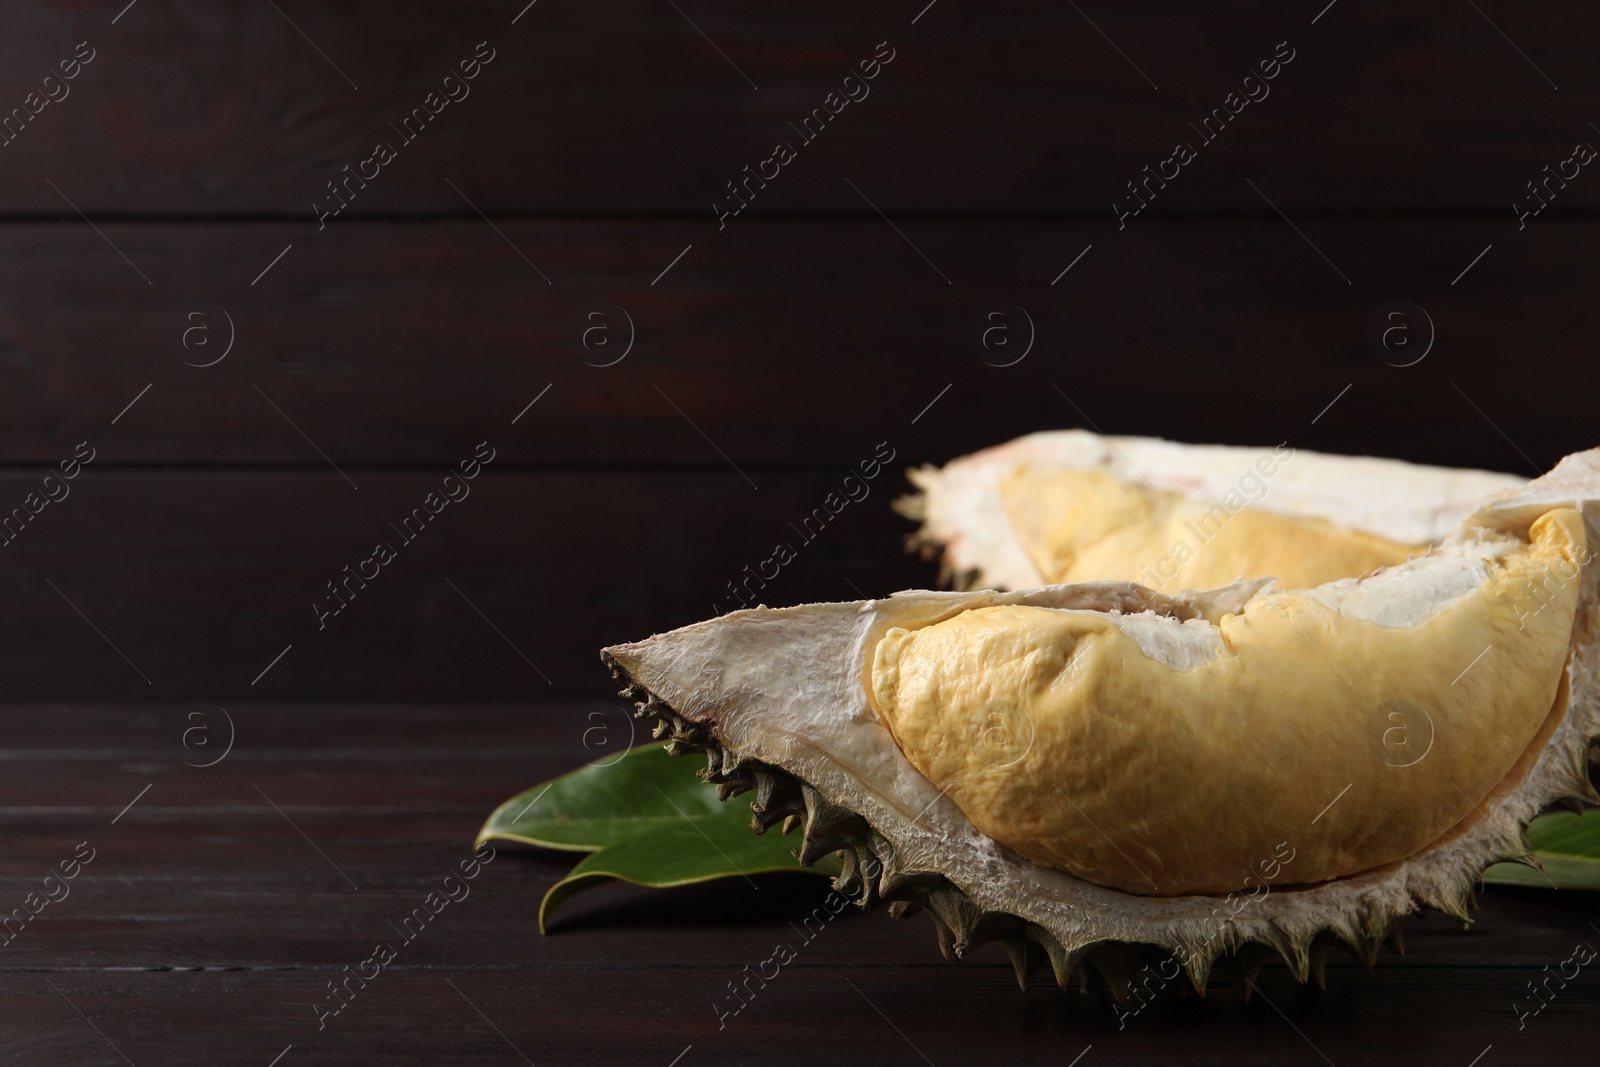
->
1;1;1595;1063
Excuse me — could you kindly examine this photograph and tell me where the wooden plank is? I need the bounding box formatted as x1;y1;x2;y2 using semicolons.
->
4;1;1594;1060
0;701;605;751
0;1;1596;215
4;951;1596;1065
0;471;932;699
2;805;1593;977
0;704;1590;972
2;701;1593;1057
0;218;1589;470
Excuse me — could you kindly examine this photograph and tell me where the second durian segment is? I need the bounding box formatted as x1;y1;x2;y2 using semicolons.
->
901;431;1525;592
997;465;1426;593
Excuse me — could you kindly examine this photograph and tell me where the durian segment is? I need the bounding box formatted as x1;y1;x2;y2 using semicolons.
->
903;431;1524;590
998;465;1426;592
868;508;1585;894
604;448;1600;989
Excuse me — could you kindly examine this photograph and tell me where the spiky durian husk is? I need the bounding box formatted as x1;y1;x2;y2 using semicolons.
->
609;660;1596;999
606;450;1600;1000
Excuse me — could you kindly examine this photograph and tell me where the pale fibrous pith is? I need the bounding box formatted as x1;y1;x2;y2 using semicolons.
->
603;446;1600;998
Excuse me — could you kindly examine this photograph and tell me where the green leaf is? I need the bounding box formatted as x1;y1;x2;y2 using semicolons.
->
1483;809;1600;890
478;743;730;852
479;744;835;932
537;809;832;933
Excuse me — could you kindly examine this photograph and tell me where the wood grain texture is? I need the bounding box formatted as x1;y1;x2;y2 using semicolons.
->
0;703;1594;1066
0;218;1589;470
0;1;1595;215
12;962;1597;1067
4;0;1597;1060
0;471;931;699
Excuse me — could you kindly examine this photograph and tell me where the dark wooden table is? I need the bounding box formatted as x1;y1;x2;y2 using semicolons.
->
5;703;1595;1065
3;0;1598;1061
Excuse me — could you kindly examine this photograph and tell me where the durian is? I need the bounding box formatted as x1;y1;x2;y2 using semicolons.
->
602;443;1599;997
896;430;1524;592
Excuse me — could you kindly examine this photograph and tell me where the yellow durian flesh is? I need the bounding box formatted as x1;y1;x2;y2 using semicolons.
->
869;507;1587;896
998;465;1427;593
